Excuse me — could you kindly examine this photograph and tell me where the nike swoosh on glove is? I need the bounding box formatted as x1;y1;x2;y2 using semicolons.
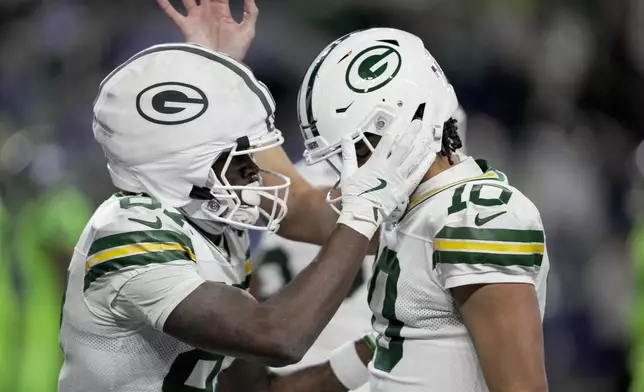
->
337;119;435;239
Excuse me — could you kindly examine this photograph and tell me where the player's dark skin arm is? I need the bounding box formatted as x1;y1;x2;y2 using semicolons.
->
255;147;337;246
452;283;548;392
216;340;373;392
164;224;370;367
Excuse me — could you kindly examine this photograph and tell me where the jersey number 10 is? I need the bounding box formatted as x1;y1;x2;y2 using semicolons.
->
448;183;513;215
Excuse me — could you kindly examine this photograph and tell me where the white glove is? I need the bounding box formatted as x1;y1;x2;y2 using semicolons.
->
337;119;435;239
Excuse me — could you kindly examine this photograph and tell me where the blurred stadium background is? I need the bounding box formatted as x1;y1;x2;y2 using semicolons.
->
0;0;642;391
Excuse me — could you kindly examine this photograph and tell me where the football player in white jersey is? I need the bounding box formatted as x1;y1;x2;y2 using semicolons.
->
286;28;551;392
256;29;549;391
254;106;467;392
57;8;441;391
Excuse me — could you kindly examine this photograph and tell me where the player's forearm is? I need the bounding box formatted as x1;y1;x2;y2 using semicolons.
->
256;147;337;245
277;185;379;251
276;185;336;245
267;363;346;392
218;361;345;392
254;224;369;363
218;340;373;392
167;226;369;366
268;337;374;391
269;337;373;391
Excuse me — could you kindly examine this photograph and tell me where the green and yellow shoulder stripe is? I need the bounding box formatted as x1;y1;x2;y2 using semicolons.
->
433;225;545;268
84;230;196;291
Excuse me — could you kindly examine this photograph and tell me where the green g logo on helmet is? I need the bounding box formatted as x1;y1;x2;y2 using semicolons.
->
345;45;402;93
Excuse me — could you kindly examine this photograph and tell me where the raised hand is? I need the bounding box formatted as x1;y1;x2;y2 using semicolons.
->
338;119;434;239
157;0;259;62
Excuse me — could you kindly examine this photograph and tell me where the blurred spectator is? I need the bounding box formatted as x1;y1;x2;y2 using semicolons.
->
629;219;644;392
11;183;90;391
0;200;20;391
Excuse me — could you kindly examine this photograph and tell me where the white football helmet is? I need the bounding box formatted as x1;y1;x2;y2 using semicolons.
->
93;43;290;233
297;28;459;213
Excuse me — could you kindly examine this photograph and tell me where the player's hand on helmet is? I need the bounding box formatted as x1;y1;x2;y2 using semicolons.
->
157;0;258;62
338;119;434;239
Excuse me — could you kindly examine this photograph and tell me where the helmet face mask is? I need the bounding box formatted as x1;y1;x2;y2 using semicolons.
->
182;133;290;234
354;133;382;166
302;105;398;166
298;28;460;214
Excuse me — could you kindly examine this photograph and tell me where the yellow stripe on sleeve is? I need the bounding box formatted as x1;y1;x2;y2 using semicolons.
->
434;239;545;254
85;242;195;272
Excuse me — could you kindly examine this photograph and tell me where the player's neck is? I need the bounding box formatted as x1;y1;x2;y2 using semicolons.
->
420;153;460;184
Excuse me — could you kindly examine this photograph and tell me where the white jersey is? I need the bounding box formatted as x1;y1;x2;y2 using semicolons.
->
368;157;550;392
255;161;373;391
59;193;251;392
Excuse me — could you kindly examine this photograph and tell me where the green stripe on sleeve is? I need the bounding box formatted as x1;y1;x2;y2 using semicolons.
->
89;230;193;256
436;227;544;243
84;249;193;291
434;250;543;267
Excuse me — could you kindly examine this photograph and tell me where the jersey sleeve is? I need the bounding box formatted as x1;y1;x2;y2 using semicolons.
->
83;208;204;330
114;263;205;330
433;209;546;290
